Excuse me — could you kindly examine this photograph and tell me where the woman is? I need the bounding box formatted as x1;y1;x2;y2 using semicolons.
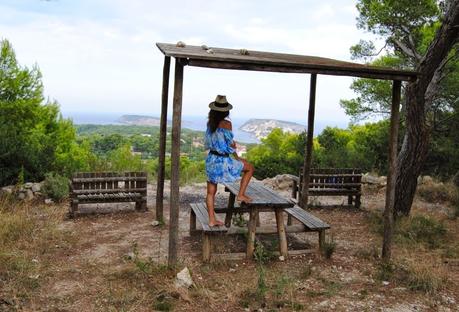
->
205;95;254;227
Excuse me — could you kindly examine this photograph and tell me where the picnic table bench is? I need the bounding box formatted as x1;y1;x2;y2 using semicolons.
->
190;181;330;262
70;172;147;218
291;168;362;208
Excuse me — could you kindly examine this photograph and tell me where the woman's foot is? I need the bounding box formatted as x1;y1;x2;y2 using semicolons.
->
209;219;224;227
237;194;252;203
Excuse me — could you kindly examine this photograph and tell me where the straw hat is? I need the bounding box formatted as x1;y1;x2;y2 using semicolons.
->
208;95;233;112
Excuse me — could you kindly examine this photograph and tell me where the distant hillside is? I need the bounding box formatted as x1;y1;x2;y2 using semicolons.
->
239;119;306;139
117;115;166;126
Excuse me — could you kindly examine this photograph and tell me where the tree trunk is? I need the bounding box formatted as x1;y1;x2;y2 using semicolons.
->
394;0;459;216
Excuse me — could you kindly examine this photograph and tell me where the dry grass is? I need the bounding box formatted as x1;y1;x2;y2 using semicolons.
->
417;180;459;216
0;195;73;307
0;187;458;311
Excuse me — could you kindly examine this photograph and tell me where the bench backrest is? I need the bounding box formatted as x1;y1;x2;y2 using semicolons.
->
299;168;362;190
71;172;147;196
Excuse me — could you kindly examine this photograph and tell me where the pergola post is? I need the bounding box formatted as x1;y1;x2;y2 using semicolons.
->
156;56;171;222
168;58;184;266
300;73;317;208
382;80;401;261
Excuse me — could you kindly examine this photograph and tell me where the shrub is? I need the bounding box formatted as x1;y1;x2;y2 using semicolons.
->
365;211;447;249
397;215;447;248
42;173;69;201
321;236;337;259
417;180;457;203
403;261;447;293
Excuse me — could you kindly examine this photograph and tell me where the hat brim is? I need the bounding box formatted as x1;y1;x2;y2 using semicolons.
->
208;102;233;112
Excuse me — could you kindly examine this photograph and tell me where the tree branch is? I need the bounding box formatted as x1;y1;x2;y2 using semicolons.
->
391;38;421;61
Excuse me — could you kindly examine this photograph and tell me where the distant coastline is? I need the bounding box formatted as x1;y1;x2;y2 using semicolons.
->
62;112;348;143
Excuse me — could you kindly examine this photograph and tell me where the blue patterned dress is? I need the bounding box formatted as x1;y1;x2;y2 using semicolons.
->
205;127;244;184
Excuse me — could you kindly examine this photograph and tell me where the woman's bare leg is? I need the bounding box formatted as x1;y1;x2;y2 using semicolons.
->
237;159;254;203
206;181;223;226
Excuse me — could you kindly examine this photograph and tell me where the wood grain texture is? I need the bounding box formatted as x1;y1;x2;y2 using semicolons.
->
69;171;147;215
300;74;317;208
156;43;417;81
156;56;171;222
168;59;184;266
223;181;293;207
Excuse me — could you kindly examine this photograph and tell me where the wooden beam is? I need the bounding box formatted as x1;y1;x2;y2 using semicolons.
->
186;59;416;81
300;74;317;208
382;80;401;261
156;56;171;222
168;59;184;266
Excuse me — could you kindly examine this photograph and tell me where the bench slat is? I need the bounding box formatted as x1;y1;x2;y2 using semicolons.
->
285;206;330;230
190;203;227;233
72;177;147;183
73;188;146;195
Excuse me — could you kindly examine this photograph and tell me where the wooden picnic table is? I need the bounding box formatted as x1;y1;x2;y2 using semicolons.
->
223;181;294;259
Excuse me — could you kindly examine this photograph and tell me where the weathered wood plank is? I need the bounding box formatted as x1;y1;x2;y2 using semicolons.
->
73;188;146;195
190;203;227;233
285;206;330;230
300;74;317;208
156;43;417;81
275;208;288;258
246;208;257;259
168;59;184;266
156;56;171;222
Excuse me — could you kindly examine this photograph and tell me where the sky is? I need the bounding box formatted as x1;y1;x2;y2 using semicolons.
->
0;0;375;124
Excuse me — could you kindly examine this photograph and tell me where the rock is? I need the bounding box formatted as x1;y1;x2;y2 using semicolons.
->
422;175;433;184
31;183;41;192
278;255;285;261
26;189;34;200
1;185;14;195
124;252;135;260
175;267;193;289
441;295;456;305
24;182;34;189
382;281;390;286
45;198;54;204
151;221;160;227
176;41;186;47
17;192;26;200
362;174;381;184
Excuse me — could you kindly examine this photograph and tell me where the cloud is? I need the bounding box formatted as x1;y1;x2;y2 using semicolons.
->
0;0;367;124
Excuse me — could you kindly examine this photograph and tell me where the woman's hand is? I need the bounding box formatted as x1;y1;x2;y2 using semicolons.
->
230;141;237;148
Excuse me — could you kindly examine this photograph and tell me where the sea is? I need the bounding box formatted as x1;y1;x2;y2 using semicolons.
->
62;111;348;144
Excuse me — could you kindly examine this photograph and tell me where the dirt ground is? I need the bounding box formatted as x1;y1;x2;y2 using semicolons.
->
1;181;458;312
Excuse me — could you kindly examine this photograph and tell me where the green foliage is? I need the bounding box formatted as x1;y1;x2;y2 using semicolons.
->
343;1;459;179
0;39;88;185
247;121;391;179
42;173;69;201
246;128;305;179
321;236;337;259
253;240;275;265
397;215;447;248
366;211;447;249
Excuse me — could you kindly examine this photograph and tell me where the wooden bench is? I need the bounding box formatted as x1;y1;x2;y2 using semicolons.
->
189;203;228;262
284;205;330;249
70;172;147;218
190;201;331;261
291;168;362;208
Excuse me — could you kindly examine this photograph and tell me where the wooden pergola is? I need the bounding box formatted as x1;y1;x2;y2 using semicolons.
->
155;42;418;266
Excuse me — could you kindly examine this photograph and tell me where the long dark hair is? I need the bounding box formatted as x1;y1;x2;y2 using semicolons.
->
207;110;229;133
